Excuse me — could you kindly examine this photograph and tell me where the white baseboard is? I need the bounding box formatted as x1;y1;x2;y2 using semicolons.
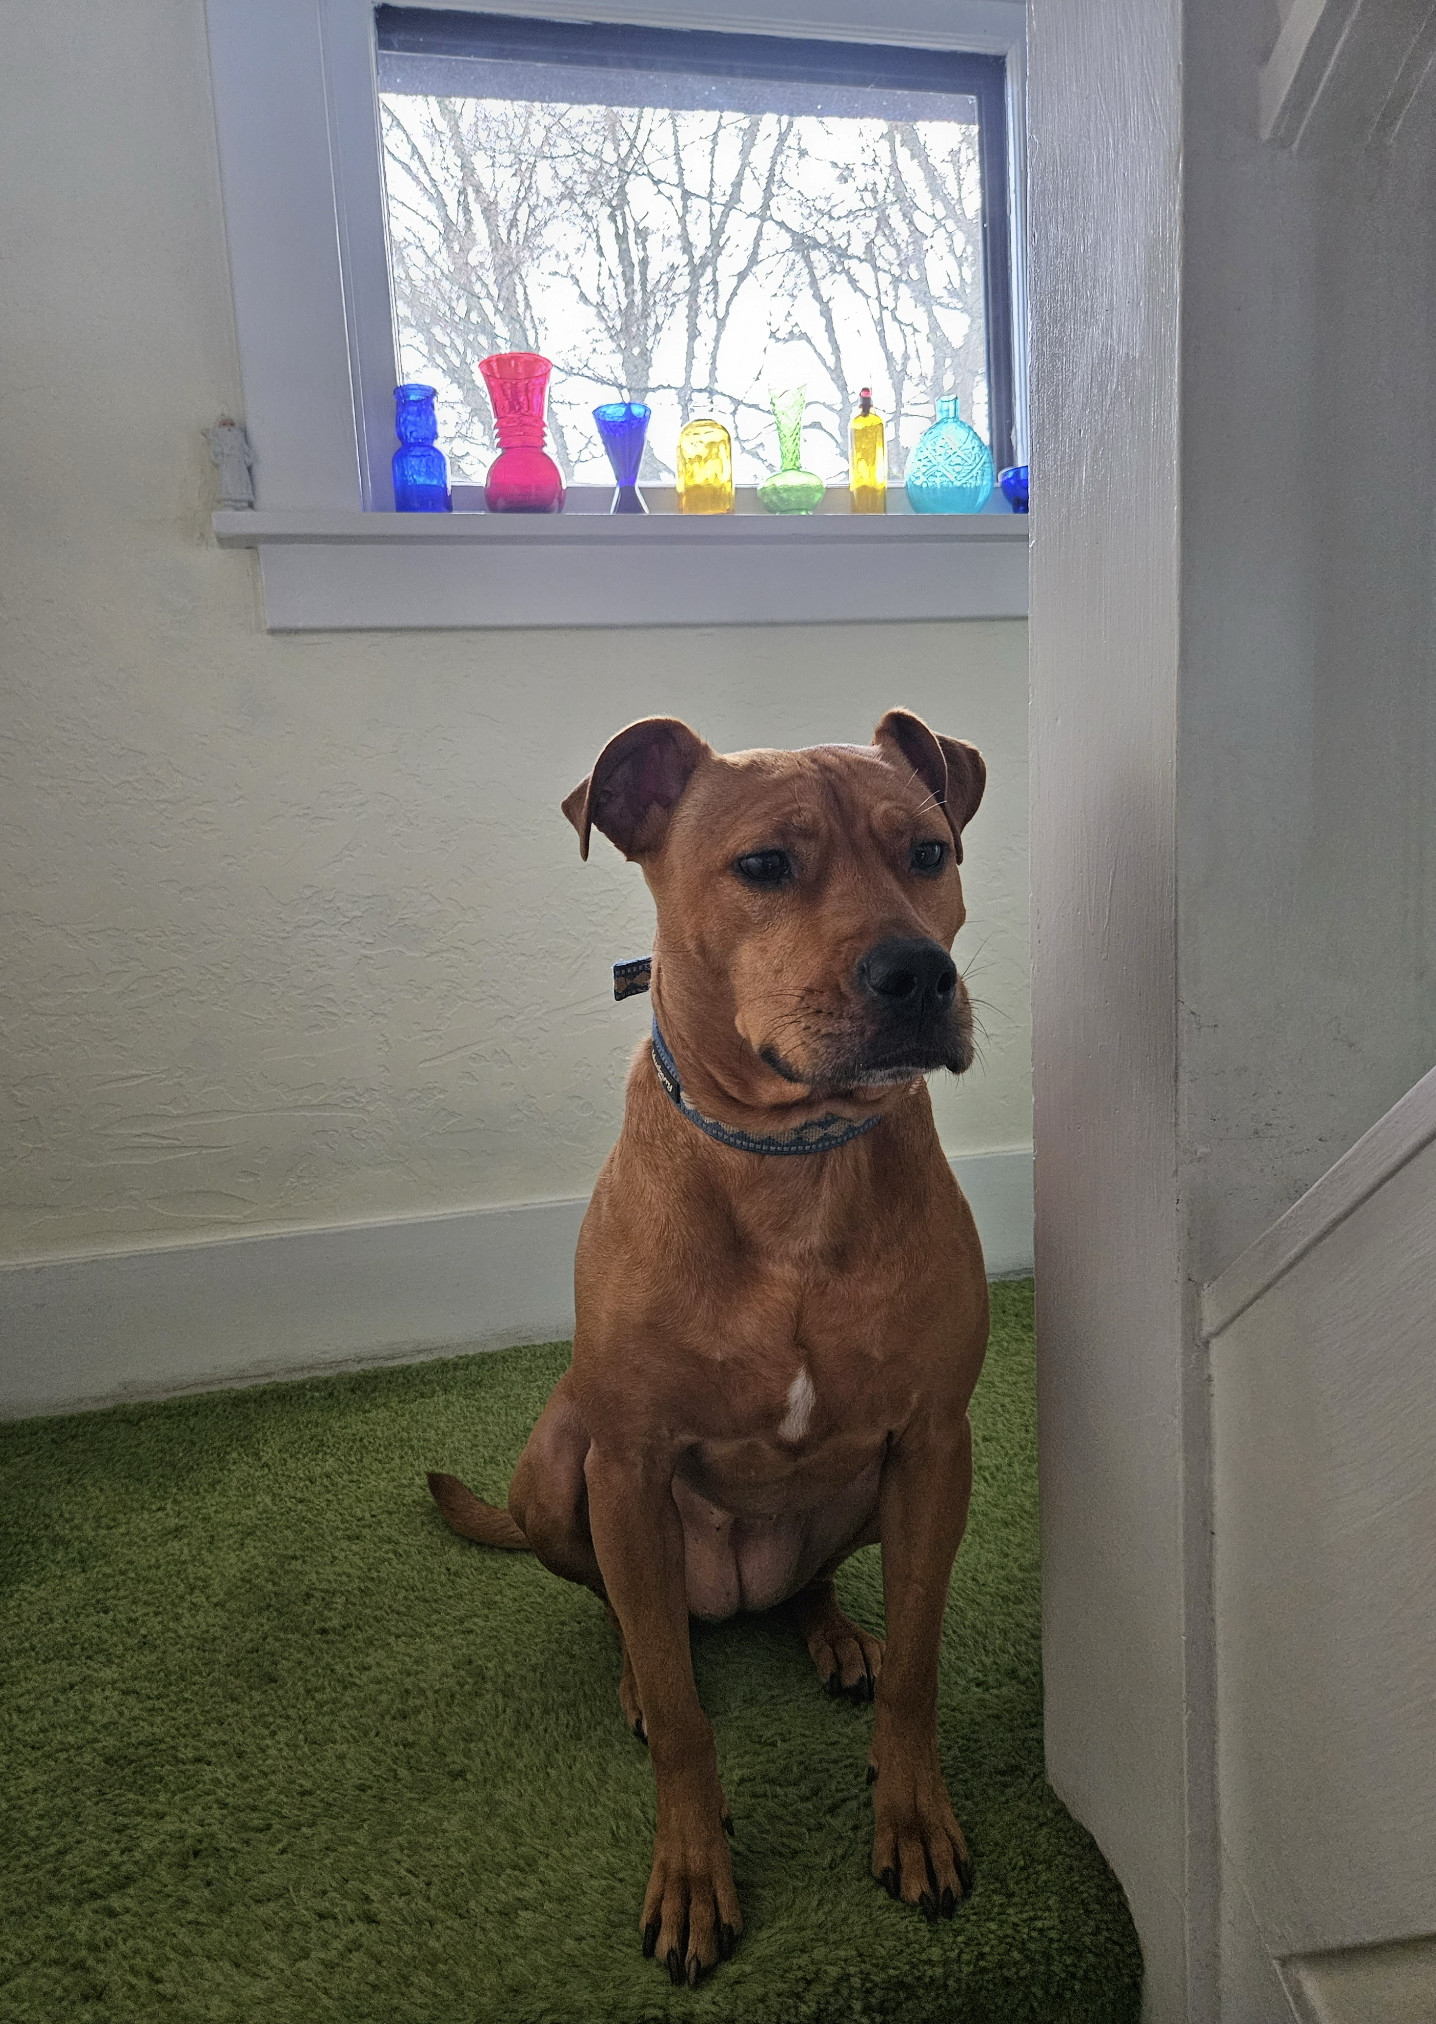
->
0;1148;1032;1419
1281;1936;1436;2024
950;1146;1034;1279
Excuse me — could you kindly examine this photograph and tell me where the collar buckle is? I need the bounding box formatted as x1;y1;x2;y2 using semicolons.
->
613;955;652;1001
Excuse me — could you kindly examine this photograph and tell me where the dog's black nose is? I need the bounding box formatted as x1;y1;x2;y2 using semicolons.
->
858;938;957;1013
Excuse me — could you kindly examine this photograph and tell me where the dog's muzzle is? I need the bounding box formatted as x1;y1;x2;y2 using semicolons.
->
859;937;958;1014
853;937;969;1077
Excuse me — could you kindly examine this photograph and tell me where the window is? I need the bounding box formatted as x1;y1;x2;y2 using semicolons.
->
204;0;1027;628
375;7;1016;486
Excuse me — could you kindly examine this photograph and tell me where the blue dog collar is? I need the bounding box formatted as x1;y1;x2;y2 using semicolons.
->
614;956;881;1155
649;1019;881;1157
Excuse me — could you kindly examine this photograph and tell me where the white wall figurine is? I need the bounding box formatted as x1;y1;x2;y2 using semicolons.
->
205;417;254;508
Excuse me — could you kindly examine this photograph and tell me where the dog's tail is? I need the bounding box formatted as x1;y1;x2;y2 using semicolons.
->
427;1471;530;1551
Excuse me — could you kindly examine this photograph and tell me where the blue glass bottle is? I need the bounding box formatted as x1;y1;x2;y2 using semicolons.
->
392;384;451;512
904;396;994;514
592;402;650;514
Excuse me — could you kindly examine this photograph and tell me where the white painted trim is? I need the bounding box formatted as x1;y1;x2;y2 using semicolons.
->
396;0;1025;56
213;503;1030;540
1280;1936;1436;2024
207;0;367;512
1260;0;1436;152
1002;32;1031;465
321;0;402;510
1027;5;1209;2015
1260;0;1360;145
0;1149;1033;1419
0;1197;588;1422
1201;1059;1436;1341
1222;1868;1303;2024
214;507;1030;628
206;0;1028;530
950;1145;1033;1278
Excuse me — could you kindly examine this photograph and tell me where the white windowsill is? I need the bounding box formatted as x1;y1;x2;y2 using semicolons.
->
213;498;1030;631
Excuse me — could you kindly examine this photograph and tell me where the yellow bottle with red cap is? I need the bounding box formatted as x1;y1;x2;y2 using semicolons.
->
848;389;887;513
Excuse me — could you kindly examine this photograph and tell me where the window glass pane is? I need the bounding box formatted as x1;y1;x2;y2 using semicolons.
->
379;39;989;487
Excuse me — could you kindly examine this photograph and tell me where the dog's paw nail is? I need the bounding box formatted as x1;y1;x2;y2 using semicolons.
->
826;1672;842;1697
633;1716;647;1744
686;1954;702;1987
642;1919;660;1959
957;1855;975;1897
919;1889;939;1923
719;1922;736;1961
865;1762;878;1785
721;1812;734;1838
940;1885;957;1918
667;1947;684;1986
880;1865;899;1898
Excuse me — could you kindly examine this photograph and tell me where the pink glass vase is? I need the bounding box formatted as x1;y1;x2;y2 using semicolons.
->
479;352;566;513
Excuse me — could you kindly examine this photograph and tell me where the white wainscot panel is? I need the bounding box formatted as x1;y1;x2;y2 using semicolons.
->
1;1150;1032;1417
1207;1065;1436;1965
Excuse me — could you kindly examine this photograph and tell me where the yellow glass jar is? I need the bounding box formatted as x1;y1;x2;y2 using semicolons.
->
848;389;887;514
676;419;734;514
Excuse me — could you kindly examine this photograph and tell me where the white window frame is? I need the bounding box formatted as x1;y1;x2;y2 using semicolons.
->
205;0;1029;629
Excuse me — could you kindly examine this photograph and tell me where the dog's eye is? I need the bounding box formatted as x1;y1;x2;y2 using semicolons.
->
910;840;947;874
735;849;792;885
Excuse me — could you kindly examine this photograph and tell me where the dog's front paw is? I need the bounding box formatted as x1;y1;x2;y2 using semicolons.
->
640;1777;742;1986
809;1610;884;1705
868;1735;973;1920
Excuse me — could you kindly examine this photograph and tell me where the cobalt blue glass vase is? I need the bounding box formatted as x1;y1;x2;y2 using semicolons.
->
592;402;650;514
904;396;994;514
392;384;451;512
998;463;1029;513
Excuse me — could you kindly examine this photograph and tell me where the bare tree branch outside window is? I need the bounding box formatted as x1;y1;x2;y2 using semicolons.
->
380;89;988;486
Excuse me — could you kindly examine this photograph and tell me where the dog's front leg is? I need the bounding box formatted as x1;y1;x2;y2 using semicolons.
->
868;1407;976;1918
584;1442;741;1985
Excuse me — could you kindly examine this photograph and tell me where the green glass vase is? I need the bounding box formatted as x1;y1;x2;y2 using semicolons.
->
757;387;825;515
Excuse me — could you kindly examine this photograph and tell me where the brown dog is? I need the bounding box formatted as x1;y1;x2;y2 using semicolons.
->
429;709;989;1985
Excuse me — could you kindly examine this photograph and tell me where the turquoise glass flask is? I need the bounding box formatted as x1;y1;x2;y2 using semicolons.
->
904;396;994;514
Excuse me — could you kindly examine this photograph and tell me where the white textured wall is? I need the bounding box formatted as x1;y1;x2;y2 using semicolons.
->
1180;11;1436;2019
1031;0;1436;2017
1180;19;1436;1284
0;0;1030;1263
1027;2;1193;2018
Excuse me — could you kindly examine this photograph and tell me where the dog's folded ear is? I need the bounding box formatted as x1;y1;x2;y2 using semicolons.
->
872;709;986;862
563;717;711;861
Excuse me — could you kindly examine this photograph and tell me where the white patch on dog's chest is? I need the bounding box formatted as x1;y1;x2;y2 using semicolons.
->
778;1367;816;1443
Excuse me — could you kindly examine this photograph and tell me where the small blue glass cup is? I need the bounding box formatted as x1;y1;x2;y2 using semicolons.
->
998;463;1029;513
592;402;651;515
392;384;452;512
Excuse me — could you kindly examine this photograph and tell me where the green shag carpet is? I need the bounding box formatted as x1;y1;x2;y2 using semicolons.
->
0;1280;1140;2024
